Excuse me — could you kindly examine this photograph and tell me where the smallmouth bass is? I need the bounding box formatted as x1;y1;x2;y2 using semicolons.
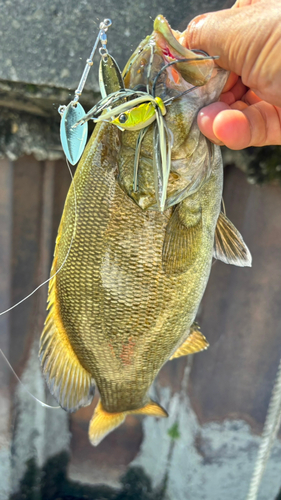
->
39;15;251;445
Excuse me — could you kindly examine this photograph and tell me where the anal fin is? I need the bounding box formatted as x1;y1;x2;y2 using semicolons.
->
170;323;209;360
39;266;94;412
89;399;168;446
214;211;252;267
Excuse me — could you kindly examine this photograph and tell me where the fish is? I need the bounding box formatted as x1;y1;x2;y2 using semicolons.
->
39;15;252;446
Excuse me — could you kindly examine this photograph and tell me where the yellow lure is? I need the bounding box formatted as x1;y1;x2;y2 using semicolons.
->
111;96;166;131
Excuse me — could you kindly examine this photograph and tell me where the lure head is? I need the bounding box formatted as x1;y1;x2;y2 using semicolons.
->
117;15;228;211
111;98;166;131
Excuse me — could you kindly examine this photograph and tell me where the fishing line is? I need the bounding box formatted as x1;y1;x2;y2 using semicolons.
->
0;157;77;316
0;156;78;409
0;349;60;409
164;85;198;105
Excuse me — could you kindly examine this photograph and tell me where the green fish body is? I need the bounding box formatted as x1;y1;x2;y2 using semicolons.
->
39;16;251;445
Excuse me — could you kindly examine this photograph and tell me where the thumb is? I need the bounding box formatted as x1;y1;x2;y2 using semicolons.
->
181;2;281;107
181;2;277;84
181;8;250;76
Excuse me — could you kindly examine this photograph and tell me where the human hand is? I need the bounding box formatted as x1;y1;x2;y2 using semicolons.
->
180;0;281;149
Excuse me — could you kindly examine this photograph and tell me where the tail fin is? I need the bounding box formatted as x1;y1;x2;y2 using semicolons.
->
89;399;168;446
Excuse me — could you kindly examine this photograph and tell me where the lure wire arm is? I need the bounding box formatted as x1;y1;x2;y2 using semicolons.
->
73;18;112;104
58;18;112;116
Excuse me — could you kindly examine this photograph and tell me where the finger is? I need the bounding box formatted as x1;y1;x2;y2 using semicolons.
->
210;109;251;149
197;102;228;144
198;100;281;149
182;3;277;82
242;89;262;105
182;9;250;74
220;77;248;105
230;101;248;111
213;102;281;148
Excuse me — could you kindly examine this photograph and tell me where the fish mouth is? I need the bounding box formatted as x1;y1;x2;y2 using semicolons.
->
153;15;193;60
153;15;215;87
123;15;215;92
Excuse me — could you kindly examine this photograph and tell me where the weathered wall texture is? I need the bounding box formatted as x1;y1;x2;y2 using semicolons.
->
1;159;281;500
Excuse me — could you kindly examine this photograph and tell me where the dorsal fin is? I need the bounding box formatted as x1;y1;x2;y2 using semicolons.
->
39;255;94;412
214;212;252;267
170;323;209;360
89;399;168;446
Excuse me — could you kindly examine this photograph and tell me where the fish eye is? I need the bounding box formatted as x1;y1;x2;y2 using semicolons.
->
118;113;128;124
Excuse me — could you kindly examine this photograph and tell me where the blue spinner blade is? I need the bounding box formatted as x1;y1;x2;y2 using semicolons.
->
60;102;88;165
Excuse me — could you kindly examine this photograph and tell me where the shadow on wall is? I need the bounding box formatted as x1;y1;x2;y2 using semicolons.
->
10;453;164;500
11;450;281;500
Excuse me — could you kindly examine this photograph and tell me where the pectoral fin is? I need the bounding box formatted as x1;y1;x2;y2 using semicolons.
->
39;258;94;412
89;399;168;446
170;323;209;360
163;203;202;275
214;212;252;267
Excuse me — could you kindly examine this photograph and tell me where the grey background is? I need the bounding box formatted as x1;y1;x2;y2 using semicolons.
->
0;0;228;90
